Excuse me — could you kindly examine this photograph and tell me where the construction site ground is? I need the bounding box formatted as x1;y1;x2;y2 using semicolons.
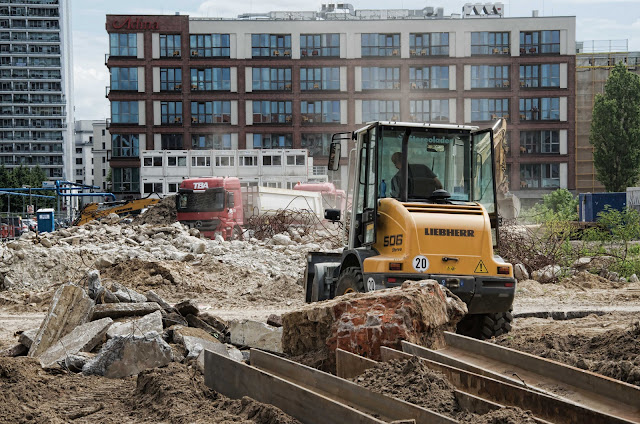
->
0;211;639;422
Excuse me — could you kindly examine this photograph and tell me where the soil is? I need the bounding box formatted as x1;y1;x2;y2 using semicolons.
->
0;358;300;424
494;312;640;386
132;195;177;227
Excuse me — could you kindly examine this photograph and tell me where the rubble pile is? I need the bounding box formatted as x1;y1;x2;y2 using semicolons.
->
1;270;288;378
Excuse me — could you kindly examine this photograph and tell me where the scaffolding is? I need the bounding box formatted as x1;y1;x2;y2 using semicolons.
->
575;40;640;193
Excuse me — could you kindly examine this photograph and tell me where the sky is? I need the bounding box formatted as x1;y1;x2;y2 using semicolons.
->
71;0;640;120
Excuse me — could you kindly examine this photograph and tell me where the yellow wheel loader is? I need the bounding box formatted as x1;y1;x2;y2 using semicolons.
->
305;120;515;339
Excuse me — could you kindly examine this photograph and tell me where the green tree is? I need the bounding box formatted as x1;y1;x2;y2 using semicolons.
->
525;188;578;223
590;62;640;192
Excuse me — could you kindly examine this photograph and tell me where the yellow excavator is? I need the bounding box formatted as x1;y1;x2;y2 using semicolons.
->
305;119;516;339
73;197;160;226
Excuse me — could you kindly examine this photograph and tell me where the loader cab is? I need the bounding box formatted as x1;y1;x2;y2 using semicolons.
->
328;122;499;250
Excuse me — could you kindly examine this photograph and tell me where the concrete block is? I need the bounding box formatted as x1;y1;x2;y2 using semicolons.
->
195;344;243;372
267;314;283;327
144;290;172;310
58;352;94;373
96;287;120;304
18;328;38;348
82;332;173;378
91;302;161;320
39;317;113;368
163;312;187;328
185;314;227;342
106;311;163;339
0;343;28;357
29;283;94;358
87;269;102;300
229;319;283;353
172;326;222;346
111;282;147;303
199;312;229;334
175;299;199;316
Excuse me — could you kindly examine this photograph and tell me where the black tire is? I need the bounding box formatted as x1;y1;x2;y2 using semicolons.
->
457;310;513;340
231;225;243;240
335;267;364;297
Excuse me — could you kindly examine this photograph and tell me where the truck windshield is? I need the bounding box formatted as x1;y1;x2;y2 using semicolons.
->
378;127;471;202
177;188;225;212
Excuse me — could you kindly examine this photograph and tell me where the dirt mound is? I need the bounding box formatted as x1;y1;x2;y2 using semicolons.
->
464;407;537;424
495;318;640;386
132;195;177;226
560;271;622;290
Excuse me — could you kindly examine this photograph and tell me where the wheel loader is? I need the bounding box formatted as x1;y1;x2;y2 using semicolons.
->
304;119;515;339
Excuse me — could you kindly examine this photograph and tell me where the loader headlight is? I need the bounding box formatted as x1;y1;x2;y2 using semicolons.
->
364;222;375;244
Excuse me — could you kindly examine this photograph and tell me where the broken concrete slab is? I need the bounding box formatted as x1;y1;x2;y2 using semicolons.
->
91;302;161;320
185;314;227;342
175;299;199;317
267;314;283;328
39;317;113;368
199;312;229;335
110;282;147;303
95;287;120;304
228;319;283;353
87;269;102;300
194;344;243;372
172;326;223;346
106;311;163;339
144;290;172;310
18;328;38;349
82;332;172;378
58;352;94;373
29;283;94;358
163;312;188;328
0;343;28;357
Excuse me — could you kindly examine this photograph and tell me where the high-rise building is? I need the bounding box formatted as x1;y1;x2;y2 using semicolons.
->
105;5;575;206
0;0;74;182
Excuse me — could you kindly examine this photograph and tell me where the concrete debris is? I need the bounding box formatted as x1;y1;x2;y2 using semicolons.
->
163;312;188;328
172;325;223;346
513;263;529;281
0;343;28;357
59;352;94;373
82;331;172;378
110;282;147;303
95;287;120;304
267;314;283;328
270;233;294;246
198;313;229;335
631;274;639;283
185;314;228;342
145;290;172;310
40;238;53;248
106;311;163;339
87;269;102;300
29;283;94;358
18;328;38;349
39;317;113;368
228;319;283;353
194;344;244;372
175;299;200;317
532;264;562;283
91;302;162;320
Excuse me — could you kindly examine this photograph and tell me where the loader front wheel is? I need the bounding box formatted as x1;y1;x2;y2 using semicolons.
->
335;267;364;297
457;310;513;340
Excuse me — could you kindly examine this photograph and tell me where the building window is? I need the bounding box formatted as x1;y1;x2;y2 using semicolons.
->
75;157;82;165
190;68;230;91
161;101;182;125
215;156;234;166
189;34;230;57
191;156;211;167
160;68;182;91
300;67;340;91
519;64;560;88
239;155;257;166
252;68;292;91
409;66;449;89
471;32;510;55
361;33;400;57
190;101;231;124
409;33;449;56
109;33;136;57
192;134;231;150
111;101;139;124
520;130;559;154
362;67;400;90
168;183;178;193
300;34;339;57
286;154;305;166
251;34;291;57
75;169;83;176
75;148;82;154
471;99;510;121
520;163;560;188
253;133;293;149
110;67;138;91
161;133;183;150
253;101;292;124
143;182;163;194
301;133;332;157
471;65;510;89
519;97;560;121
409;100;449;123
520;30;560;55
262;155;282;166
112;167;140;192
160;34;181;57
143;156;163;167
301;101;340;124
111;134;139;157
362;100;400;121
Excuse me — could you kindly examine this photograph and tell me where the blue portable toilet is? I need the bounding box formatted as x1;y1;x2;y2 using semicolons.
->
36;208;55;233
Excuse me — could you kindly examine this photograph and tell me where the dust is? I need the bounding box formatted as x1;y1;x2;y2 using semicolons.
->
495;313;640;386
132;195;177;226
0;358;299;424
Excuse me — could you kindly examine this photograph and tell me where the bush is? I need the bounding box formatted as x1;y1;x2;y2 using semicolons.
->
523;189;578;224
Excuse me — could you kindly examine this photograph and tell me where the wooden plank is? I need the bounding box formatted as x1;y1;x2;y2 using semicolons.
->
203;349;386;424
386;344;636;424
443;331;640;408
336;348;379;379
250;348;457;424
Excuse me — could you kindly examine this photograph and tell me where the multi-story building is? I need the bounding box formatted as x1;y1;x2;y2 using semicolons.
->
73;120;97;186
91;120;110;191
105;4;575;206
575;40;640;194
0;0;74;182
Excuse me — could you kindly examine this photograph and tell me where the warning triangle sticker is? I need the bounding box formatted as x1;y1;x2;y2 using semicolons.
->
474;260;488;273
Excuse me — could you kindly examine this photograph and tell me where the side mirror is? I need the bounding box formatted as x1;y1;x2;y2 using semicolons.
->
227;191;235;208
328;141;341;171
324;208;341;222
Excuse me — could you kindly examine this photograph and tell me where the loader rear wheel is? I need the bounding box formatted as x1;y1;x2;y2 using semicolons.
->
335;267;364;297
457;310;513;340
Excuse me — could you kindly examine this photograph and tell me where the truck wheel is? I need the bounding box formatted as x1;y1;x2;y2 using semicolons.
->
335;267;364;297
457;310;513;340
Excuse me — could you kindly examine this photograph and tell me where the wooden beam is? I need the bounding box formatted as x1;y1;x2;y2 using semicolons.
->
336;348;379;379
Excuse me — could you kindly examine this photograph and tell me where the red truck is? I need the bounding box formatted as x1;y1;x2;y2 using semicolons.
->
176;177;244;240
